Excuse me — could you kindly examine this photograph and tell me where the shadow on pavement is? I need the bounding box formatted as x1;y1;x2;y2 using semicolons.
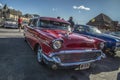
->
37;53;120;80
117;72;120;80
0;28;23;33
0;37;120;80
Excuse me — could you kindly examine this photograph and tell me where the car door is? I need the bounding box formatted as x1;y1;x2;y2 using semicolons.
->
26;18;39;48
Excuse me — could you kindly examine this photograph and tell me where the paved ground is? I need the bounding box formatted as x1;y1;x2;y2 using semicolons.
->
0;28;120;80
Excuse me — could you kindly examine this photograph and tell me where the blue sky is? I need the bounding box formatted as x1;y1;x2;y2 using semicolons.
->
0;0;120;24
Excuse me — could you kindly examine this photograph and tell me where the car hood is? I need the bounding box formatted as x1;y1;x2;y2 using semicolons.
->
90;33;120;42
40;29;97;49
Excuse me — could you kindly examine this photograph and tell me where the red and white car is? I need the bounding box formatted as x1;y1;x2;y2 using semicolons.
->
24;17;105;70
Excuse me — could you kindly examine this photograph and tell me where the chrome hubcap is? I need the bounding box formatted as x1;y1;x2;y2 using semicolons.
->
37;47;42;62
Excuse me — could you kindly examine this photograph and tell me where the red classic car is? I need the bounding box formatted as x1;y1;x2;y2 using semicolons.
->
24;17;105;70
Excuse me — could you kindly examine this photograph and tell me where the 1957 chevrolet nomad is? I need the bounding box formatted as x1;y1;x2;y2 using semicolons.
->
24;17;105;70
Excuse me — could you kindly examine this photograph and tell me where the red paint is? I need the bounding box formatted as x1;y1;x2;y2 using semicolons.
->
24;17;104;56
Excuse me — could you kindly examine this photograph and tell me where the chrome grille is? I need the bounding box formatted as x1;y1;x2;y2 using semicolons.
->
54;52;101;63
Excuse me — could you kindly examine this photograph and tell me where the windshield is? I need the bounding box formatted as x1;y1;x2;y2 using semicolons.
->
89;26;102;34
39;20;71;31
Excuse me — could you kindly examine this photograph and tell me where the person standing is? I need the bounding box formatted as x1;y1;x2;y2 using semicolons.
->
57;16;61;19
68;16;75;29
18;16;22;32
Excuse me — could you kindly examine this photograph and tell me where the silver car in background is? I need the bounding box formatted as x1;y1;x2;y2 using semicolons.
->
4;19;18;28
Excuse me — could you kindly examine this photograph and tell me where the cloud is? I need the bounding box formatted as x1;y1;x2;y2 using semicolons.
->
9;6;14;9
73;5;90;11
0;3;3;7
52;8;57;12
78;10;81;13
73;6;78;9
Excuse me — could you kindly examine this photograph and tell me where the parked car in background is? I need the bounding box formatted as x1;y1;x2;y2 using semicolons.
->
0;21;3;27
0;19;4;27
3;19;18;28
108;31;120;38
73;25;120;57
24;17;105;70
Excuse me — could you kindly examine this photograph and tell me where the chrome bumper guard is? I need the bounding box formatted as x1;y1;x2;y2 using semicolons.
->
42;50;106;67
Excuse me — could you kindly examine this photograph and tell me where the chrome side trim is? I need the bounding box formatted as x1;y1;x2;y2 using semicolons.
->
38;37;51;47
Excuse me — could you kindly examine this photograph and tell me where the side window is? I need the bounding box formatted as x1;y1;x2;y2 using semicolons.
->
28;19;38;27
28;19;32;26
38;19;49;28
32;19;38;27
86;28;90;32
38;19;41;27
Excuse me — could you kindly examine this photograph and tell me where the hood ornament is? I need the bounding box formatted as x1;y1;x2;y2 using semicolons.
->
61;26;72;39
65;30;71;38
65;26;72;38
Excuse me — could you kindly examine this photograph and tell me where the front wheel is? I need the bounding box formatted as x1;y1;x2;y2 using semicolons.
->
36;46;44;64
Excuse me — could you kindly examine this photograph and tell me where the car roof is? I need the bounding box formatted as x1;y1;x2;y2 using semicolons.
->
38;17;70;24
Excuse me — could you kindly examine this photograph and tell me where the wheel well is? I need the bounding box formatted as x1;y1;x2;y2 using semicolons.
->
34;43;39;54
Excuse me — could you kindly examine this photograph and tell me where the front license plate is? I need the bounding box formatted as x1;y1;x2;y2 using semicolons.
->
79;63;90;70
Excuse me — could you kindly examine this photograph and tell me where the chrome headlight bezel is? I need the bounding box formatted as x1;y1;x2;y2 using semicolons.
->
100;42;105;49
52;40;62;50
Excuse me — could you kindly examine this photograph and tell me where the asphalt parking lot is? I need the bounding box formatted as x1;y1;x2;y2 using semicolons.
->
0;28;120;80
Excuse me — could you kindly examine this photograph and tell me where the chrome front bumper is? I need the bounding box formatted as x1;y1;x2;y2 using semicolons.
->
42;50;105;67
4;24;18;28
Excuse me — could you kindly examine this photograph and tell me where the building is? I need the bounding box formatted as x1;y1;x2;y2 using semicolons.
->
22;14;33;22
0;4;22;21
22;14;40;22
87;13;119;31
0;4;34;22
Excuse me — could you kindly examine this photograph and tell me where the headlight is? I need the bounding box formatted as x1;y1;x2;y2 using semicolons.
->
52;40;62;50
52;56;61;63
100;42;105;49
116;42;120;46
